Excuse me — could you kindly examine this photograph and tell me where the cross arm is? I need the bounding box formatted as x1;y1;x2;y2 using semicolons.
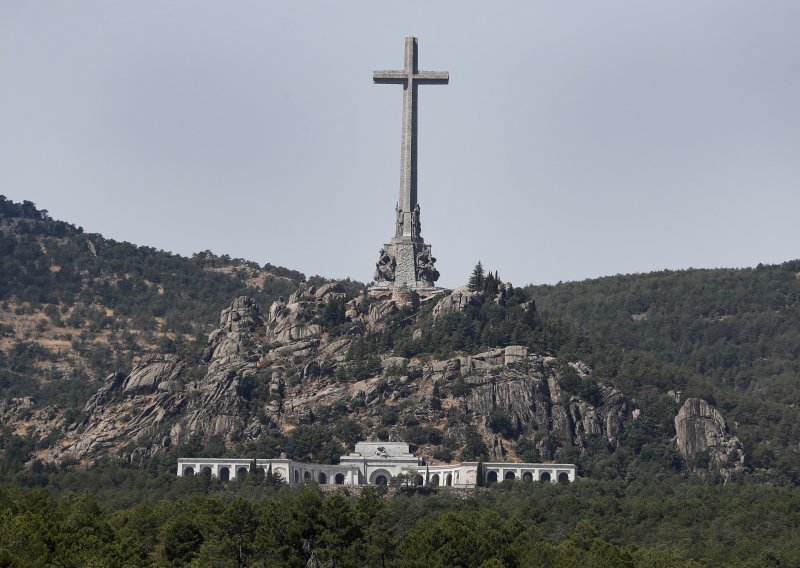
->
373;70;407;84
373;70;449;84
415;71;449;84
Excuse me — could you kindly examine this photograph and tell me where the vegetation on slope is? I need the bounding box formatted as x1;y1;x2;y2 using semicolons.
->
0;195;358;409
527;265;800;482
526;264;800;398
3;197;800;565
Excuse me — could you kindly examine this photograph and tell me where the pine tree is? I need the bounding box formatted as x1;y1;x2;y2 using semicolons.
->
476;459;484;487
483;271;498;297
468;261;485;291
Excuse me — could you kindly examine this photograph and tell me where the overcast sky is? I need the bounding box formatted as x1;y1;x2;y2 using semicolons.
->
2;2;799;287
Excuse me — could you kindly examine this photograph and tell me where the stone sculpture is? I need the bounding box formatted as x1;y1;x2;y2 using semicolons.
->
395;203;403;237
374;248;396;282
416;248;439;284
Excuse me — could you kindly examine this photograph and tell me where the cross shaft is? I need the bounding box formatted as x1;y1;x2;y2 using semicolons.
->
374;37;448;239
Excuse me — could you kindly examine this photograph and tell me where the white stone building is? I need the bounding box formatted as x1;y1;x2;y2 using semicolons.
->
177;442;577;487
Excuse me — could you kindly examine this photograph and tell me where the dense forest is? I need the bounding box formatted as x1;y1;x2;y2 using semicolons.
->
2;466;799;567
526;264;800;397
527;265;800;482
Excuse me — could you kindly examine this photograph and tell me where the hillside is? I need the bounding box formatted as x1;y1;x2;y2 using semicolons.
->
2;197;800;565
526;266;800;480
1;195;799;488
526;264;800;398
0;196;364;408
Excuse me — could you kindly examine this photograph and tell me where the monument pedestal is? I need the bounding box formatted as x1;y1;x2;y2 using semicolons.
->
373;237;439;290
367;285;447;306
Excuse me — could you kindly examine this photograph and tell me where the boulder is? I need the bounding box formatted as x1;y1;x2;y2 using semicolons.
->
314;282;347;300
266;298;322;344
429;358;461;380
504;345;528;365
366;299;399;330
472;349;504;369
381;356;409;370
219;296;263;333
432;287;482;319
123;354;183;395
675;398;745;474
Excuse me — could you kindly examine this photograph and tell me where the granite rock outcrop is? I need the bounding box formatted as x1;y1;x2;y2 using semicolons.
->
266;284;347;344
674;397;745;476
35;287;637;467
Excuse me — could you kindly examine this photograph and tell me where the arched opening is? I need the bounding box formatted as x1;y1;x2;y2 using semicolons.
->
540;471;551;482
304;471;312;482
504;471;516;481
335;473;345;485
522;472;533;482
219;467;230;481
294;470;300;483
431;474;440;486
558;472;570;484
370;469;391;486
183;466;195;477
201;466;212;476
445;473;452;486
487;471;498;484
237;467;248;481
318;472;327;484
414;474;424;486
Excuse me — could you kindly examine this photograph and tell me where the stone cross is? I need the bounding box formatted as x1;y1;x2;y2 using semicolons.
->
374;37;448;239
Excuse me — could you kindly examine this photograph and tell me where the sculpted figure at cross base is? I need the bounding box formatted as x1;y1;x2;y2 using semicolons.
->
374;248;396;282
411;204;421;239
395;203;403;237
416;249;439;285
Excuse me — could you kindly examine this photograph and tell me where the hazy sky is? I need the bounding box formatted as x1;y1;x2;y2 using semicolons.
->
2;2;799;287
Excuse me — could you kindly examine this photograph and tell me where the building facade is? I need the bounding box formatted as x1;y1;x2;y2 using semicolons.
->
177;441;577;487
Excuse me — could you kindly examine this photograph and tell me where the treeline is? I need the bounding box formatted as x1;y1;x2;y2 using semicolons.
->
0;196;49;220
1;474;799;567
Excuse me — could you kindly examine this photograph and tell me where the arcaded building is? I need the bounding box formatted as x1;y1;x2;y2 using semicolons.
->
177;441;577;487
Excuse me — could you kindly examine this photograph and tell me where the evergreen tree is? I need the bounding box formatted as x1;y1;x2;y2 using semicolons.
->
264;464;276;487
468;261;485;291
484;271;498;297
248;459;264;485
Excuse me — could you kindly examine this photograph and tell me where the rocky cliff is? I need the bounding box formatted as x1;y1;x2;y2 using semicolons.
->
36;286;640;467
674;397;745;478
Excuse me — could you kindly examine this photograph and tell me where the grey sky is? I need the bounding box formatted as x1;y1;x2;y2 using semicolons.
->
2;2;799;288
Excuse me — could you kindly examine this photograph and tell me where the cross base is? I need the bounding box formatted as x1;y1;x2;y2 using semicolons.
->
373;238;439;290
367;286;448;307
